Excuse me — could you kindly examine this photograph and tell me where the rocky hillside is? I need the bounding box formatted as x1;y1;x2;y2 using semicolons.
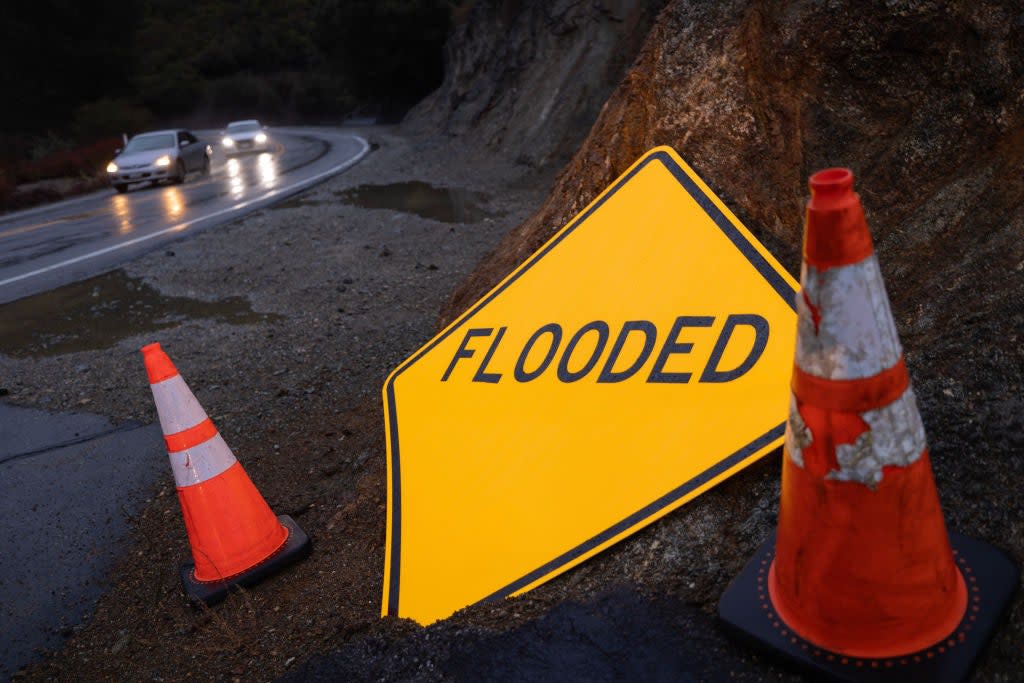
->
433;0;1024;675
442;0;1024;331
404;0;669;168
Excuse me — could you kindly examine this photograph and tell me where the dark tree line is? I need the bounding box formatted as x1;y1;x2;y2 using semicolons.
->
0;0;453;152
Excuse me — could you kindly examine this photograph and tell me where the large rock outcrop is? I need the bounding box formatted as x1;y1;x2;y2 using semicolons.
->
442;0;1024;335
437;0;1024;675
404;0;669;167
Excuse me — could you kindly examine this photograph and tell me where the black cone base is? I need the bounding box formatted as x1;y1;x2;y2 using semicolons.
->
718;531;1017;682
180;514;311;606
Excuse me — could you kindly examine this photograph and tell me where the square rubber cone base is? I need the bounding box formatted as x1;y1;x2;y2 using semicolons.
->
180;515;311;606
718;531;1018;682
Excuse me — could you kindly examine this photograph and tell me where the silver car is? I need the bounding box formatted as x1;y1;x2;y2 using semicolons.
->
221;120;271;155
106;129;212;193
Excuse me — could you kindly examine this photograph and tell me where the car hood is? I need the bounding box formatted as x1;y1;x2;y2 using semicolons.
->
114;149;176;166
226;131;261;141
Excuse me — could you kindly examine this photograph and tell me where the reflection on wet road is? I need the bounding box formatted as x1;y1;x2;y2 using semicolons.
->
0;129;369;304
224;153;279;198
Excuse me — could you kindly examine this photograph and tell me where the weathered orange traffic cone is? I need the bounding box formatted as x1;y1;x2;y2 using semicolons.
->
719;169;1016;681
142;342;310;604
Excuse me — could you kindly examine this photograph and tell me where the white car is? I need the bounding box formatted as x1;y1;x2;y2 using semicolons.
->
106;129;212;193
221;120;271;155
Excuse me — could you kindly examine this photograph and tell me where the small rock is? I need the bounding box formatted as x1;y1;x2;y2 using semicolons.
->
110;633;131;655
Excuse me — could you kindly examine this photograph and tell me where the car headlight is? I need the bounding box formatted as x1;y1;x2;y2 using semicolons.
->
222;137;235;147
255;132;267;144
106;162;118;173
154;155;171;167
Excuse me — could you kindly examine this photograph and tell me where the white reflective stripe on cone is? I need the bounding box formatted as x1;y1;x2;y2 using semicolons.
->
831;385;927;486
169;433;238;488
796;255;902;380
149;374;210;436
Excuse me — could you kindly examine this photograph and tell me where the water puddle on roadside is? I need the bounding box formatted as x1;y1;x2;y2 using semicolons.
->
0;270;279;358
334;181;498;223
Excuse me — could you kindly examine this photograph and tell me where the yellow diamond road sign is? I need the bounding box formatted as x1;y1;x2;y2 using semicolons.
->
382;146;798;624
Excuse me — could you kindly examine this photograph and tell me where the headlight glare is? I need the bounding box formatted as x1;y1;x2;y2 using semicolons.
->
155;155;171;167
255;133;267;144
222;137;235;147
106;162;118;173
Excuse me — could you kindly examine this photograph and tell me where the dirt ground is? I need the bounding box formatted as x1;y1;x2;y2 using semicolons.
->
3;126;1021;682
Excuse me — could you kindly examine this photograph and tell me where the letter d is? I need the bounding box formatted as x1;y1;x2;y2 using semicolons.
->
699;314;769;383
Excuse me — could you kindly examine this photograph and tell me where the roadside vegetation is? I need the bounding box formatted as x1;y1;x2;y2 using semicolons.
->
0;0;456;211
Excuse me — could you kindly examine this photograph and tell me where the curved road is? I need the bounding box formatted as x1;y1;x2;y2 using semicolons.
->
0;127;369;304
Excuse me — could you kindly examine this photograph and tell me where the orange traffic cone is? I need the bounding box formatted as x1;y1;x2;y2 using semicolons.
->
142;342;310;604
719;169;1016;680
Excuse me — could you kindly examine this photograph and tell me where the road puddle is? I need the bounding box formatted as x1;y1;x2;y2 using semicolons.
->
0;270;278;358
335;181;497;223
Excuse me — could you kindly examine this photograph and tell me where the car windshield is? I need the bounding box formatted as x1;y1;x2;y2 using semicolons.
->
123;133;175;153
228;122;260;132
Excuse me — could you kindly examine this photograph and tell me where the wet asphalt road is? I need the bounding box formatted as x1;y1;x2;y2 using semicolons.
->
0;402;164;679
0;128;369;304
